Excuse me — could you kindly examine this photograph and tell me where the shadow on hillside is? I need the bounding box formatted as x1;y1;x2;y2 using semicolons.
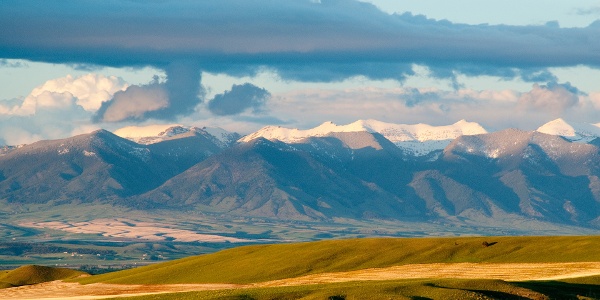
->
515;281;600;299
482;241;498;247
425;283;529;300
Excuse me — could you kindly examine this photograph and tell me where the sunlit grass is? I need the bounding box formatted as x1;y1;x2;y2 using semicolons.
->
78;236;600;285
0;265;86;288
109;278;600;300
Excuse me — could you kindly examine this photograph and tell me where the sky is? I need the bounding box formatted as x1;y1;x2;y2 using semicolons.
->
1;0;600;145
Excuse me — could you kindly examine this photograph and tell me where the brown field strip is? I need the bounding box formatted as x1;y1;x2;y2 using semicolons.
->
2;262;600;299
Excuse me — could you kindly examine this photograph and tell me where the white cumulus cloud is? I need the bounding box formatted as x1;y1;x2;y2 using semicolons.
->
0;73;128;116
29;73;128;111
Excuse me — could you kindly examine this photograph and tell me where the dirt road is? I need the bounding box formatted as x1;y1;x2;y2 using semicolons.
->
2;262;600;300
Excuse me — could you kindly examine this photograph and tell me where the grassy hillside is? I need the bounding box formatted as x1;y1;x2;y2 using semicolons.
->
79;236;600;285
0;265;87;288
109;278;600;300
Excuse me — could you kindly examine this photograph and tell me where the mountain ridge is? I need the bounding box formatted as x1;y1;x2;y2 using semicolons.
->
240;119;488;156
2;119;600;233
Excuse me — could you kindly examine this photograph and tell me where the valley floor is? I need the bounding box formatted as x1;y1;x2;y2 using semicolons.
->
3;262;600;299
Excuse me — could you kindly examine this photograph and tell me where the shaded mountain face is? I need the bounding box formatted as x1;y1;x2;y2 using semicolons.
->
136;134;423;220
0;129;229;205
434;129;600;225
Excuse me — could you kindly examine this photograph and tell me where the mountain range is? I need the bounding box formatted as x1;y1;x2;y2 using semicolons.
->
2;118;600;231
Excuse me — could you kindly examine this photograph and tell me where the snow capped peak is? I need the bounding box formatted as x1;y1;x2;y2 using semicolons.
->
536;118;600;143
201;127;240;145
240;119;487;156
240;120;374;144
113;124;238;146
114;124;183;139
537;118;573;136
158;126;190;137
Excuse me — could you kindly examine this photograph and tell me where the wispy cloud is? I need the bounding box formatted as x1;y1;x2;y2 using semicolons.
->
576;6;600;15
269;83;597;131
0;59;27;68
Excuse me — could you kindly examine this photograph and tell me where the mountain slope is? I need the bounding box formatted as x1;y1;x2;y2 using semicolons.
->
0;130;153;204
437;129;600;225
136;136;421;220
0;130;225;205
2;122;600;231
3;125;595;228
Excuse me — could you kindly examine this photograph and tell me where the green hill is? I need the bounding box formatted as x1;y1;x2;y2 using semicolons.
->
0;265;87;288
111;279;600;300
78;236;600;285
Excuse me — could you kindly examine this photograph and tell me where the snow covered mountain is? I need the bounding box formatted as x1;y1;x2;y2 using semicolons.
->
536;118;600;143
240;119;487;156
114;124;240;148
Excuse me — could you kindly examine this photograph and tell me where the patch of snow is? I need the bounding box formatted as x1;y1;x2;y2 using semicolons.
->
113;124;182;139
128;147;151;162
83;150;96;157
114;124;237;148
158;126;190;137
202;127;236;145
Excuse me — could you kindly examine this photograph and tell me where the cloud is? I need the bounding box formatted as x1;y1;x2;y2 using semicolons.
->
0;104;93;145
4;0;600;124
0;59;27;68
94;62;204;122
2;0;600;142
576;7;600;15
0;73;127;115
1;0;599;86
29;73;127;111
94;81;169;122
208;83;270;116
0;74;129;144
518;82;580;115
150;61;204;120
268;83;600;131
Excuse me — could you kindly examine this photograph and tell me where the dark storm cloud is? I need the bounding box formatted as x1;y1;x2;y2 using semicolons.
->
208;83;271;116
143;61;204;121
2;0;599;71
94;63;204;122
2;0;600;120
